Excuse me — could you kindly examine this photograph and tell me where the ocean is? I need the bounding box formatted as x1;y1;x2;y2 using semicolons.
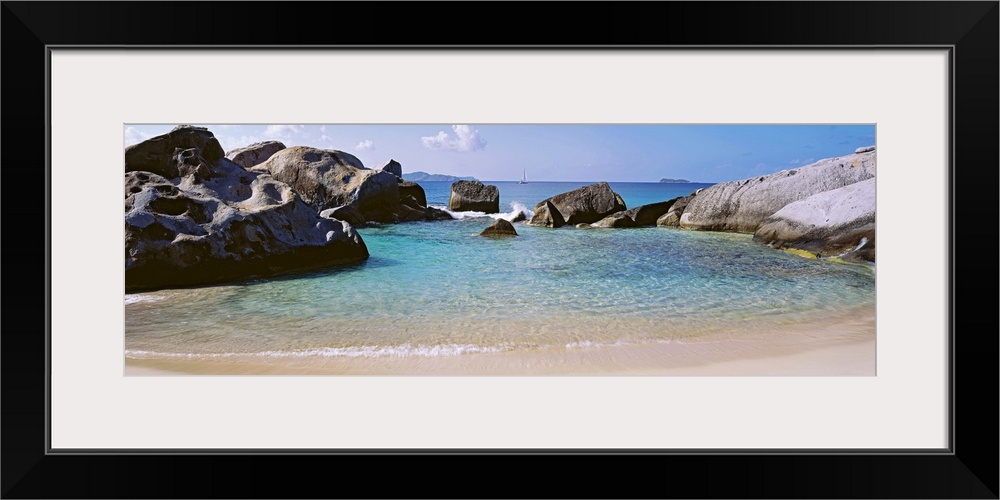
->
124;181;875;364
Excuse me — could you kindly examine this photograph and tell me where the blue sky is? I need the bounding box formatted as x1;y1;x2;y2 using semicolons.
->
125;124;875;183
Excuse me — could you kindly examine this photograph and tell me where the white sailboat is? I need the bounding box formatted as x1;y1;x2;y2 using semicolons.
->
518;169;528;184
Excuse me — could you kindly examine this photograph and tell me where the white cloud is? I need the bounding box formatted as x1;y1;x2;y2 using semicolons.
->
263;124;305;139
421;125;487;152
124;127;153;146
801;157;814;164
789;159;800;164
320;134;333;143
355;139;375;151
789;158;815;165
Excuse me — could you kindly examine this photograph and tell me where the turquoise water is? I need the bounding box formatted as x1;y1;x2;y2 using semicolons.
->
125;182;875;360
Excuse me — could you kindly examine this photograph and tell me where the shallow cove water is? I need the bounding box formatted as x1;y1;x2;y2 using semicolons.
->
125;182;875;363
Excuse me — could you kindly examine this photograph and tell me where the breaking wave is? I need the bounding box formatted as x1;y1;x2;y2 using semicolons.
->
126;343;514;360
435;201;534;222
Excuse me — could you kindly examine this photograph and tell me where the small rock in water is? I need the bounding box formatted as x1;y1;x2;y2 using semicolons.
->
508;211;526;223
854;145;875;154
480;218;517;237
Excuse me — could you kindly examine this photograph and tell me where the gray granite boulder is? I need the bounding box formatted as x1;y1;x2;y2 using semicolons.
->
398;181;428;207
679;150;875;233
252;146;401;223
480;218;518;237
125;131;368;292
656;192;698;227
380;159;403;178
528;200;565;228
449;180;500;213
592;199;677;228
855;145;875;154
753;178;875;262
528;182;626;227
226;141;286;169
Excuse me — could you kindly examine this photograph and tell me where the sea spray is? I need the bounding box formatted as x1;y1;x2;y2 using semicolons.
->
437;201;534;222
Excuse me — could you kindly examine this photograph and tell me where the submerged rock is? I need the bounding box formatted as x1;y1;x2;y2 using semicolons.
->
252;146;401;223
527;182;626;227
125;130;368;292
753;178;875;262
508;211;527;223
480;218;518;237
449;180;500;213
679;150;875;233
225;141;286;169
590;212;636;228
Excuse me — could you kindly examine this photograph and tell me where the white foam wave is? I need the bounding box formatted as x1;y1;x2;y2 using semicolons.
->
126;343;510;360
834;237;870;259
436;206;488;220
434;201;534;222
125;294;164;305
565;339;631;349
489;201;534;222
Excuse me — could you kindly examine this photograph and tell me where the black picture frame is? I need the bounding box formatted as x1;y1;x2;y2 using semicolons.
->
3;2;997;498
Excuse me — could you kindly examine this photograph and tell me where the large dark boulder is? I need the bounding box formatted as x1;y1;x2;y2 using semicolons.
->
380;159;403;178
226;141;286;169
528;182;626;227
480;218;518;237
679;149;875;233
125;131;368;292
449;180;500;213
252;146;401;223
398;180;428;207
124;125;226;180
753;178;875;262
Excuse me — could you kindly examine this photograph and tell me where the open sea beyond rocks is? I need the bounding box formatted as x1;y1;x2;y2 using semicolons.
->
125;181;876;364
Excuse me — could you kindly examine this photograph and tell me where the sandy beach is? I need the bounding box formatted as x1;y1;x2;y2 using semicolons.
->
125;303;875;376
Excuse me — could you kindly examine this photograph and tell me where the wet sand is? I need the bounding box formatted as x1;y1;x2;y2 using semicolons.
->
125;304;875;376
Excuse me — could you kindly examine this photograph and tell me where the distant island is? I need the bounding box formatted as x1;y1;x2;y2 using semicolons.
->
403;171;479;182
659;178;690;183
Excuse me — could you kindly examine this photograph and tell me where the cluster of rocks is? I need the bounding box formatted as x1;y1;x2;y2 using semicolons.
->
515;146;876;262
124;126;370;292
126;127;876;291
125;126;456;292
680;147;876;261
249;147;452;226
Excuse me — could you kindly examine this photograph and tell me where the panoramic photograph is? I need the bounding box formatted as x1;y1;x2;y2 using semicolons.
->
124;124;876;375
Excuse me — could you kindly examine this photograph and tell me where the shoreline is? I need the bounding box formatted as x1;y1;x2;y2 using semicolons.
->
125;303;875;376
